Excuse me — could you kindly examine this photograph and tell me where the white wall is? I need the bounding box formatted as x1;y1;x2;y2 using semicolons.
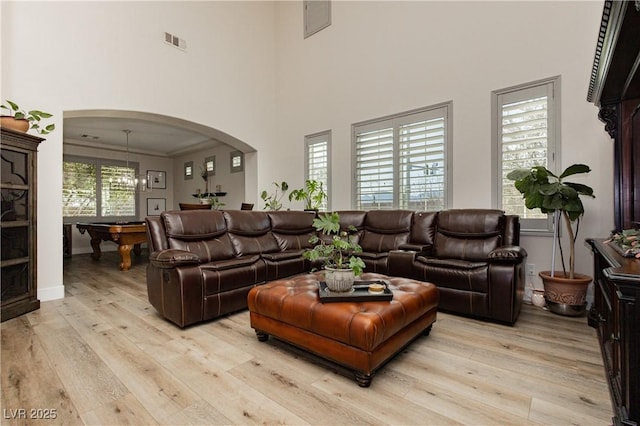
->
173;144;246;210
2;1;277;301
273;1;614;298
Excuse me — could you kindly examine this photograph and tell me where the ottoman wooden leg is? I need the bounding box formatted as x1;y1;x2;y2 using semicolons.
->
354;371;375;388
255;330;269;342
423;325;433;336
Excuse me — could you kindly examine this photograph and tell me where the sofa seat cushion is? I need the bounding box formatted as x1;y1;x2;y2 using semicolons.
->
360;231;410;253
262;250;304;261
201;257;266;295
416;256;488;293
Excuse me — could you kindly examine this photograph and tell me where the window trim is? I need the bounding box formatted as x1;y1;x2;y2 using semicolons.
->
351;102;453;211
63;154;140;222
230;150;244;173
304;130;331;211
491;75;561;235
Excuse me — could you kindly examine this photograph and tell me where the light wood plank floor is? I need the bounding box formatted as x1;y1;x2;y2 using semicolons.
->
2;251;613;425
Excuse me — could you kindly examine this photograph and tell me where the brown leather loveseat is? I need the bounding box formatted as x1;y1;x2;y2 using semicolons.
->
145;208;526;327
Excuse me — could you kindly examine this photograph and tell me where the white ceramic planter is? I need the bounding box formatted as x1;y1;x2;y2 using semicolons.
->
324;267;355;292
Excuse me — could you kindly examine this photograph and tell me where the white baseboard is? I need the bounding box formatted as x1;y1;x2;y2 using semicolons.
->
38;284;65;302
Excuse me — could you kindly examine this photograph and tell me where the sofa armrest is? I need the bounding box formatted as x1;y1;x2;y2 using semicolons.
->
388;250;418;277
488;245;527;263
200;255;261;271
149;249;201;269
398;243;433;253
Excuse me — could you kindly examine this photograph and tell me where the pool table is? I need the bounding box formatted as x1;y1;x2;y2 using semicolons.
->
76;221;147;271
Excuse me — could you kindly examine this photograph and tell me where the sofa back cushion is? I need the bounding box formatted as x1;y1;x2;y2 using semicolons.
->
359;210;412;252
224;210;280;256
434;209;504;261
410;211;438;245
268;211;316;250
161;210;235;262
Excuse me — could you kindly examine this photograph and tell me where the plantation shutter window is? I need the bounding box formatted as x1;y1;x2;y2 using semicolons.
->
63;155;139;220
305;131;331;211
353;103;451;211
355;127;394;210
62;160;97;217
493;77;558;233
100;164;136;217
399;117;446;211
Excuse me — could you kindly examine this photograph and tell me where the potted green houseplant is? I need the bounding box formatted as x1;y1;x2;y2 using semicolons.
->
507;164;595;315
1;100;55;135
288;179;327;211
260;181;288;211
304;212;365;292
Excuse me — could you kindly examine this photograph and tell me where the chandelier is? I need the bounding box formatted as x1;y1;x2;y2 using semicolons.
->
121;129;150;193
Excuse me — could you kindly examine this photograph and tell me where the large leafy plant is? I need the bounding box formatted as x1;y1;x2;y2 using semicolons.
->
507;164;595;278
260;181;288;211
304;212;365;276
288;179;327;210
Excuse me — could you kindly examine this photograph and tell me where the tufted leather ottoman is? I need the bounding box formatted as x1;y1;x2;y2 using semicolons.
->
247;272;438;387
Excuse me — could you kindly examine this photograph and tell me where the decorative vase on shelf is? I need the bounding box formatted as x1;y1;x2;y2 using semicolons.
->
324;267;355;292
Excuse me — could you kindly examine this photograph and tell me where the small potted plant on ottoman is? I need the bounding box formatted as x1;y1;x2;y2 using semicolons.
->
304;212;365;292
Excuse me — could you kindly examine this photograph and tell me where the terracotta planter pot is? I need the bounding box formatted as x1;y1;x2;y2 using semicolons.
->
539;270;592;316
0;116;29;133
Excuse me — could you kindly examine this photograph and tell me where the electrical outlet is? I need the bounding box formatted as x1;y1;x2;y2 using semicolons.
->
526;264;536;277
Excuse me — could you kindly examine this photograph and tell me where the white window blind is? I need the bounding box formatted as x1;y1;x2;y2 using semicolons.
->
493;77;558;233
353;103;451;211
62;161;97;216
355;127;394;209
100;165;136;217
305;131;331;211
63;156;138;220
399;118;446;211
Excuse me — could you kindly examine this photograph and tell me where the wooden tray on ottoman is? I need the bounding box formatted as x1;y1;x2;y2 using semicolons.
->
318;280;393;303
248;272;438;387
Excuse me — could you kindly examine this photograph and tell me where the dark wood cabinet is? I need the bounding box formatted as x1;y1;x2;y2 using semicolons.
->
588;3;640;424
1;127;43;321
587;239;639;426
587;0;640;230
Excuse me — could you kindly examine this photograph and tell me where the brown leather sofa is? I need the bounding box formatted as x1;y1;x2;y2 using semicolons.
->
145;208;526;327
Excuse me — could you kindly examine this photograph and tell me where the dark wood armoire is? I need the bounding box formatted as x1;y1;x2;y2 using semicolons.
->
587;2;640;425
1;127;43;321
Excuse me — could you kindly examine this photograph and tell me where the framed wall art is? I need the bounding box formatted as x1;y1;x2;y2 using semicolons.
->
147;198;166;216
147;170;166;189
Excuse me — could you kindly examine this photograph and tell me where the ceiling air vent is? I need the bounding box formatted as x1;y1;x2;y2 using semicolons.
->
164;32;187;52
